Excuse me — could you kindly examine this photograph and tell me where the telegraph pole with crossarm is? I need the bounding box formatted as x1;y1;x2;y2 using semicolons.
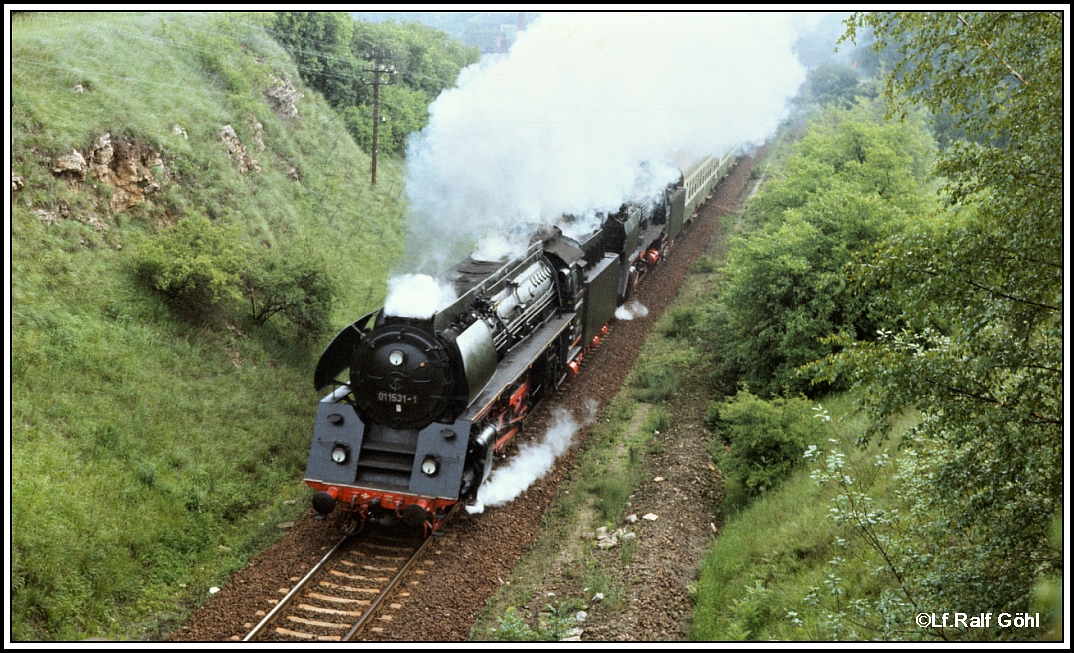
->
360;50;398;186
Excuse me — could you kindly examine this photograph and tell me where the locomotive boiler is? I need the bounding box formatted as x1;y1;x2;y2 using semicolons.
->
304;153;735;534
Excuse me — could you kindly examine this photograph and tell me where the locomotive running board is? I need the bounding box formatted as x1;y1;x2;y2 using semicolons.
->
466;311;576;423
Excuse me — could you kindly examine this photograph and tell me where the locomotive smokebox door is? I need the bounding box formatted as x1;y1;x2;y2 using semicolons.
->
350;323;455;430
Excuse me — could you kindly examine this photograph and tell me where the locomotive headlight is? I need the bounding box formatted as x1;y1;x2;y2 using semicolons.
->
331;446;348;464
388;349;405;366
421;455;439;476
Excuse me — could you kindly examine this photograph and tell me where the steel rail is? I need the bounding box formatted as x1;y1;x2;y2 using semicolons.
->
242;534;354;641
341;530;436;641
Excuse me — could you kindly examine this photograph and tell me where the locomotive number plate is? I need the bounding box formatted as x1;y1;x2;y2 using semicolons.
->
378;392;418;405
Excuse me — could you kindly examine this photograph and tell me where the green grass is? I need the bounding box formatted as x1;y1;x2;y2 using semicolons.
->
11;12;409;640
11;12;406;325
690;394;916;641
628;327;697;404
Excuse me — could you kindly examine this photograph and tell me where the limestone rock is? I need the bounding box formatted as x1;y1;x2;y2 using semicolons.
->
36;209;59;225
92;133;113;165
596;527;632;548
90;138;164;211
252;121;265;153
220;125;260;174
264;75;303;119
53;149;87;178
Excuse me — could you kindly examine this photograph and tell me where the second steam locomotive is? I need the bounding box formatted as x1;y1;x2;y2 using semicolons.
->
305;153;735;534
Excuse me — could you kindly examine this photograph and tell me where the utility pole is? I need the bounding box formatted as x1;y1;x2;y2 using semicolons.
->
360;49;397;186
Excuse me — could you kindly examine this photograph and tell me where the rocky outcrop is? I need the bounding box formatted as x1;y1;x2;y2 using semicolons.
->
264;75;302;119
36;202;109;231
49;134;164;213
252;121;266;154
88;133;163;212
52;149;88;179
219;124;260;174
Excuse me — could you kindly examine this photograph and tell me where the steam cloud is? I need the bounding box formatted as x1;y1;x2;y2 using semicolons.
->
382;273;458;318
615;301;649;321
467;400;599;514
400;12;808;271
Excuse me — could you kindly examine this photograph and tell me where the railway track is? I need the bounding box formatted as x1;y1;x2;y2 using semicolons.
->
242;525;435;641
173;153;757;643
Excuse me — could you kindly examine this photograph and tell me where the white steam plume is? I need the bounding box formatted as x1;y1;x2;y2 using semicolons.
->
467;400;599;514
382;273;457;318
615;301;649;321
402;12;807;270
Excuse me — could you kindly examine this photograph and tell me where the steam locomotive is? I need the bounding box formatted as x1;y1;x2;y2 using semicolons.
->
305;153;735;534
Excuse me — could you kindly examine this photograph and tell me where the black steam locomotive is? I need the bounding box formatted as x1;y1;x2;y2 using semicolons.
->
305;154;735;534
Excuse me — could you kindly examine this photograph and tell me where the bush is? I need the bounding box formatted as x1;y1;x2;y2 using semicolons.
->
708;389;819;498
491;607;538;641
138;218;336;338
241;248;336;338
664;306;701;339
136;216;245;310
691;253;718;273
590;472;634;524
633;366;679;404
699;102;935;398
490;600;584;641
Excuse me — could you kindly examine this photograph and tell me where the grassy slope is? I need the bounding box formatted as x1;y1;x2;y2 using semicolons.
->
690;395;911;641
687;128;914;641
10;12;406;640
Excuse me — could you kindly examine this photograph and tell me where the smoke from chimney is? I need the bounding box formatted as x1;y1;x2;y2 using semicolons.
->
398;12;808;273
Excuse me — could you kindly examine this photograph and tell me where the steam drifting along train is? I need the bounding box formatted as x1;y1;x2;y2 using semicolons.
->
305;153;735;534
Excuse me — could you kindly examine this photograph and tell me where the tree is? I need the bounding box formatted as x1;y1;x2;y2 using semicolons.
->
346;19;479;155
707;390;820;503
272;12;358;106
804;62;868;109
272;14;479;157
825;12;1063;630
705;101;935;398
136;216;245;309
341;85;430;156
351;19;479;100
240;249;336;339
